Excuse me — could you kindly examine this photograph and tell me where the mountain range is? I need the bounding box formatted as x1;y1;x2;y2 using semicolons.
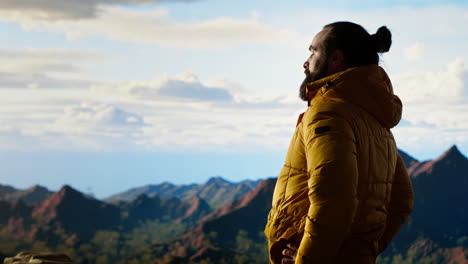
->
0;184;52;206
1;145;467;263
0;176;263;263
104;176;262;209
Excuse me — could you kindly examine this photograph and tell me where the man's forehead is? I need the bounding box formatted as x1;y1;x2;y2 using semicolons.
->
310;27;330;50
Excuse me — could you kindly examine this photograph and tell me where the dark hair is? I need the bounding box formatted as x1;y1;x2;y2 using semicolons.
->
323;21;392;68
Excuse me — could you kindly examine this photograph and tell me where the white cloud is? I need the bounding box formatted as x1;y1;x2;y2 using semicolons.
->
0;0;197;20
137;104;300;152
0;68;304;152
2;4;468;155
90;73;303;151
56;102;144;128
0;7;304;49
405;43;424;61
0;48;109;62
0;100;148;151
42;103;146;150
203;78;247;94
0;125;46;151
3;63;468;154
0;71;93;89
0;48;110;89
156;73;233;102
92;72;234;102
90;72;302;111
391;58;468;157
393;58;467;103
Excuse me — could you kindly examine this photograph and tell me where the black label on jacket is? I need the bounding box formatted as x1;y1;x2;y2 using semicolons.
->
315;126;331;134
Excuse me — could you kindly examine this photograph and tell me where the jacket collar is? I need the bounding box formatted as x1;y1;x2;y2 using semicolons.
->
305;65;402;129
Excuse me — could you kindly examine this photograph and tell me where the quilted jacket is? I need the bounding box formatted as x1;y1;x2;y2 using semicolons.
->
264;65;414;264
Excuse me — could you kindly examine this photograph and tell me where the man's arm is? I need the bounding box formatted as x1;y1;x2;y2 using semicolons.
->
378;154;414;253
296;111;359;264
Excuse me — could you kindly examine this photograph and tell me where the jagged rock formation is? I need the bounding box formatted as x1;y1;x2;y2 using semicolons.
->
398;149;419;168
120;193;211;228
121;178;276;263
381;145;468;263
409;145;468;242
0;185;212;251
0;184;16;197
105;176;262;209
0;185;53;206
32;185;121;241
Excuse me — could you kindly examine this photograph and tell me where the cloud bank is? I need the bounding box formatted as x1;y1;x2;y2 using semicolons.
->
0;0;197;20
0;7;304;48
1;3;468;156
393;58;467;103
0;48;109;89
1;59;467;153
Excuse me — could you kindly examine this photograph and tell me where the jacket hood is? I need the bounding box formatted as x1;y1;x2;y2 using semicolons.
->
306;65;402;129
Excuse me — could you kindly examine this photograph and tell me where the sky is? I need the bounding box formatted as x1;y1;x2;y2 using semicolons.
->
1;0;468;198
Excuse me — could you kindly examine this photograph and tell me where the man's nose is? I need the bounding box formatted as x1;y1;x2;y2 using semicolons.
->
303;61;309;70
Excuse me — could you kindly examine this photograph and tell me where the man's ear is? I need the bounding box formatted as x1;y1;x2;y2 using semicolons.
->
327;49;345;74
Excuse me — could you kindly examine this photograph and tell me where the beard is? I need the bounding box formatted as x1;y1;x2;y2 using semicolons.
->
299;60;328;101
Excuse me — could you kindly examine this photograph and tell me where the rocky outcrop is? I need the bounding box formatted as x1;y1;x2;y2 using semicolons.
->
32;185;120;241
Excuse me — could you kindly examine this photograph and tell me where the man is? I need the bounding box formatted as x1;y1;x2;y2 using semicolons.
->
264;22;414;264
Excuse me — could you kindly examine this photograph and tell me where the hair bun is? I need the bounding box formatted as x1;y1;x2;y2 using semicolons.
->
370;26;392;53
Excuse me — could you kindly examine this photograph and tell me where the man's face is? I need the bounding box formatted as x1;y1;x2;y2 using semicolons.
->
299;28;330;101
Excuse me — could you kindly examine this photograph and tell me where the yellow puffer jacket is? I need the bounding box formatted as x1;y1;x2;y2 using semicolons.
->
264;65;414;264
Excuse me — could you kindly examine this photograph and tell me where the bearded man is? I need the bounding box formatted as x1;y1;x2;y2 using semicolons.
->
264;21;414;264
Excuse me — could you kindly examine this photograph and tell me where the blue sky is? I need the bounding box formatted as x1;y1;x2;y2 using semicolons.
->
1;0;468;198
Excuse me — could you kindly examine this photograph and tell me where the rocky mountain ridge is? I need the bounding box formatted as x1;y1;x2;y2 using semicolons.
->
0;184;53;206
104;176;263;209
0;185;213;248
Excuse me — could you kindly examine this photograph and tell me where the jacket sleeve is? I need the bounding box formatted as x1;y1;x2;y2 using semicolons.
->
377;154;414;254
296;111;359;264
